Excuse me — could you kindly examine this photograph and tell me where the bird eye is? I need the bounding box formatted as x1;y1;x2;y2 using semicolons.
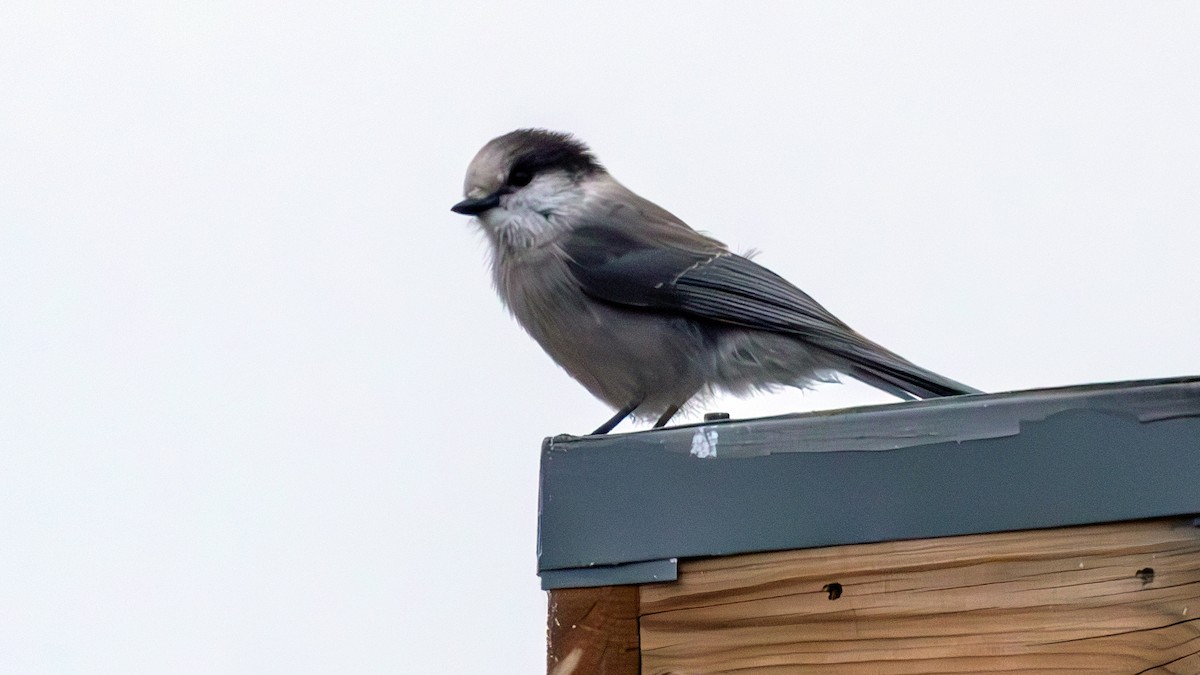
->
507;168;533;187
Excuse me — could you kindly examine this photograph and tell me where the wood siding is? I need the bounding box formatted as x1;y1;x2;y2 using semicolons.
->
548;585;640;675
639;518;1200;674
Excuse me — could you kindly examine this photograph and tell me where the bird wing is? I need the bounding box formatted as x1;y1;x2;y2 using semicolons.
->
561;223;979;399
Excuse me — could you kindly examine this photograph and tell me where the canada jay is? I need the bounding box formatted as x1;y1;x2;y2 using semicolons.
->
452;129;978;434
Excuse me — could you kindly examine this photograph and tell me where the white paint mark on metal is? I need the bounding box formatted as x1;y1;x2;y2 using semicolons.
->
690;426;719;458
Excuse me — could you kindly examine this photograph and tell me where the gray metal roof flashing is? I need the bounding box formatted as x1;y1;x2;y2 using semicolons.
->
537;376;1200;589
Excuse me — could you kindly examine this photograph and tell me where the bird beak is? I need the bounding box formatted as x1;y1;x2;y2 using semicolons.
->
450;193;501;215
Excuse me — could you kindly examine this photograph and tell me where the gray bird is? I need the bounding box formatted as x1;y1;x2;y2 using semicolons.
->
452;129;978;434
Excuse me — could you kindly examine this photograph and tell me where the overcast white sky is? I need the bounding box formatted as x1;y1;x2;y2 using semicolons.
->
2;2;1198;673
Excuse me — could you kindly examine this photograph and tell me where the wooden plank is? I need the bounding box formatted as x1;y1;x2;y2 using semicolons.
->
639;517;1200;673
547;585;639;675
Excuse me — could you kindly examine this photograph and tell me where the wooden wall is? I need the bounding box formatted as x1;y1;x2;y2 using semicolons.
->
549;517;1200;674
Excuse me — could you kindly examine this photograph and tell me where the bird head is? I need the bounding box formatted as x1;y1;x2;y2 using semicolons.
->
452;129;605;249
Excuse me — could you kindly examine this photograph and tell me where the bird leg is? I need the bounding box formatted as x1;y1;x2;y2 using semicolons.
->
591;402;639;435
653;405;681;429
